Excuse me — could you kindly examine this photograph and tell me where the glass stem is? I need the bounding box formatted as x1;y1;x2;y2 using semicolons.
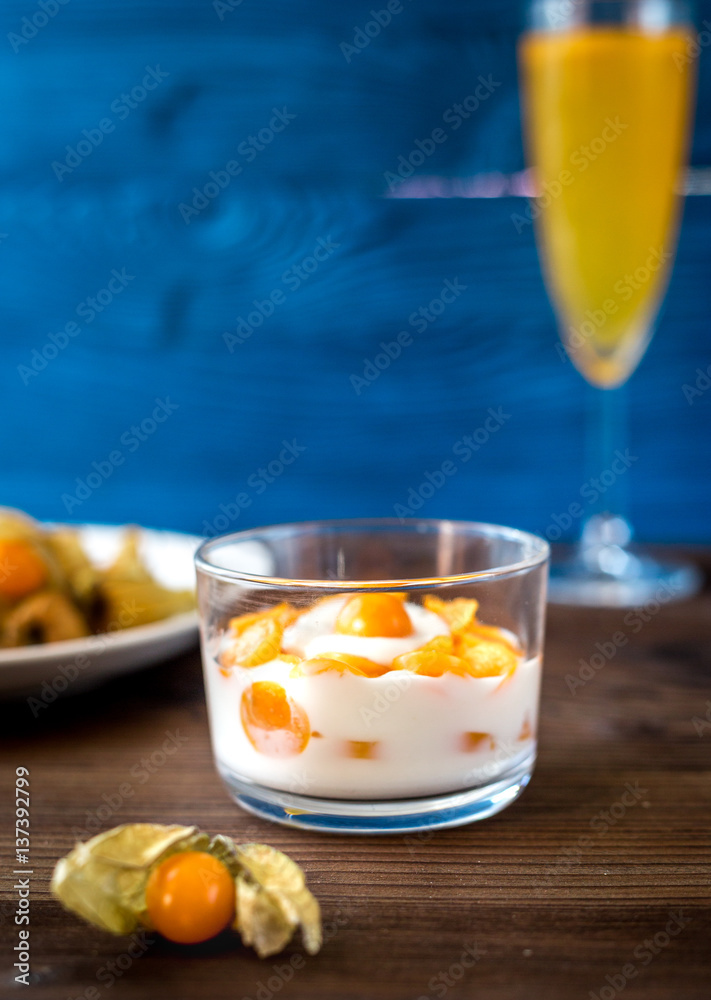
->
578;382;633;575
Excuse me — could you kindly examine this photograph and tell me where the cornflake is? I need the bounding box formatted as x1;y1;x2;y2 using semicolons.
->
424;596;479;632
227;617;285;668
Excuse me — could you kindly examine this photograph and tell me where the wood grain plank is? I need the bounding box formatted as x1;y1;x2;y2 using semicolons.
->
1;557;710;997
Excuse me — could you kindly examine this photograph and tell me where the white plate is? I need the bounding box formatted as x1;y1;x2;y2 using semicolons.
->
0;524;201;700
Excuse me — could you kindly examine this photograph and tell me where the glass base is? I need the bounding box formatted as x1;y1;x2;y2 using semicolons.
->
549;514;703;607
217;748;535;835
548;553;702;608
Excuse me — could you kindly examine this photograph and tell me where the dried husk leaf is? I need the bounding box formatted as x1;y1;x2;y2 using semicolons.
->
1;590;90;647
95;532;193;626
233;843;322;957
236;878;296;957
50;824;206;934
204;833;244;878
100;531;152;584
44;529;101;606
98;578;195;628
0;507;43;543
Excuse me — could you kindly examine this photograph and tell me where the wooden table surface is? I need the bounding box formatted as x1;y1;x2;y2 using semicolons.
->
2;560;711;1000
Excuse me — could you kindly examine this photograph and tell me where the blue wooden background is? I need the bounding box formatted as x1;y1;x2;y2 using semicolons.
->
2;0;710;543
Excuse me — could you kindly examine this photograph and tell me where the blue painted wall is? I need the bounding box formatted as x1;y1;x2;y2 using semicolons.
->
2;0;710;543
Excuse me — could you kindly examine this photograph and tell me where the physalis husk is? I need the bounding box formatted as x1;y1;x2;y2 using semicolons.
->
50;823;321;958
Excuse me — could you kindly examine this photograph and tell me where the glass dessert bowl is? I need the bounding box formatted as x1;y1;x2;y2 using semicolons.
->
195;519;549;834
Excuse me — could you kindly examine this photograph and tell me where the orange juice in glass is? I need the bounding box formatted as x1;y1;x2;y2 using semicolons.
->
518;0;700;606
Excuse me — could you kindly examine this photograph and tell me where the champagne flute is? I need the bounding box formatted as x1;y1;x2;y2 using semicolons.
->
519;0;700;606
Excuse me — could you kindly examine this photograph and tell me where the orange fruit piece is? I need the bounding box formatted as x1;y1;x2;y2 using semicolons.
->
317;651;390;677
392;649;471;677
419;635;455;655
459;623;520;654
336;593;413;638
277;654;301;666
309;594;350;609
424;595;478;632
346;740;379;759
0;539;48;602
292;656;368;678
223;616;284;669
462;732;495;752
228;602;297;636
246;680;291;728
241;680;310;755
518;717;534;741
458;640;518;678
291;652;390;678
145;851;235;945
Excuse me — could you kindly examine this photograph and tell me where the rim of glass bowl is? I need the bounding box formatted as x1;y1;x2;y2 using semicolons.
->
194;518;550;590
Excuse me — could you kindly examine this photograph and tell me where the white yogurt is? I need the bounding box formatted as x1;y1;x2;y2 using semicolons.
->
203;599;540;799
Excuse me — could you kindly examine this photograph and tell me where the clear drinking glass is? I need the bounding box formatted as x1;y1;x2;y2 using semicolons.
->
519;0;700;606
195;519;549;834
